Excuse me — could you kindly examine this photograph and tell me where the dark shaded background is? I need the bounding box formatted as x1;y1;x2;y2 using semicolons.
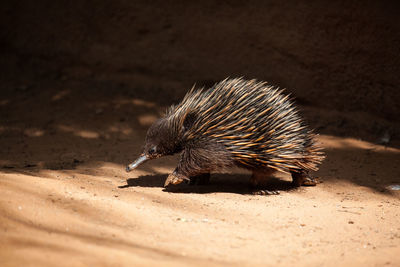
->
0;0;399;147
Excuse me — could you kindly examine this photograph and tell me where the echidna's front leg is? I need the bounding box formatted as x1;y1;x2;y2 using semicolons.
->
164;143;230;187
164;169;190;187
164;149;208;187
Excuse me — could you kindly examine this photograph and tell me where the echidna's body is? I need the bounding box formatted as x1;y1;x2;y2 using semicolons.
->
127;78;325;191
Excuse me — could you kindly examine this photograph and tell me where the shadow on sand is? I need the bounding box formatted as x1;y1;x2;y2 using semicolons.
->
119;173;298;195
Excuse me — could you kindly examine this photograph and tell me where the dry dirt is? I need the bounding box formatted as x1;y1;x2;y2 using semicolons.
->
0;79;399;267
1;1;400;266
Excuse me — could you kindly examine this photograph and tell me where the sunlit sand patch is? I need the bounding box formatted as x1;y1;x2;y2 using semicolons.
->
93;161;153;177
109;125;133;135
97;162;126;170
113;98;156;109
319;135;400;153
24;128;45;137
131;99;156;108
58;125;100;139
76;130;99;139
138;114;158;126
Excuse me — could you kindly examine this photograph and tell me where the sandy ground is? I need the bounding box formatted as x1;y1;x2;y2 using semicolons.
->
0;79;399;267
1;2;399;266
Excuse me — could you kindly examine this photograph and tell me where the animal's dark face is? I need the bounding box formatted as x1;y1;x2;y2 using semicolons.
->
144;118;180;159
126;118;182;172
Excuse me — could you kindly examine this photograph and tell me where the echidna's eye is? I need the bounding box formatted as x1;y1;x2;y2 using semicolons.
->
148;146;157;154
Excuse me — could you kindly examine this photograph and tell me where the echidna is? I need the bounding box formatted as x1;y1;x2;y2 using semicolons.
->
126;78;325;193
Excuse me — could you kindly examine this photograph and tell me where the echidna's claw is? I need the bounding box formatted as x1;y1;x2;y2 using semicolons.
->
164;171;188;187
301;177;321;186
252;190;280;195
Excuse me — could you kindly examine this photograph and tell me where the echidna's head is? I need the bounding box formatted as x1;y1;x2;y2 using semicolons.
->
126;118;182;172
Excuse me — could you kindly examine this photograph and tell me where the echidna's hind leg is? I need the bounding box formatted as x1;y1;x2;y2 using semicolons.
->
291;170;320;186
189;173;211;185
250;169;279;195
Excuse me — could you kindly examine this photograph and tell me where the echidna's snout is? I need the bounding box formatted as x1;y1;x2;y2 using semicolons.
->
126;154;149;172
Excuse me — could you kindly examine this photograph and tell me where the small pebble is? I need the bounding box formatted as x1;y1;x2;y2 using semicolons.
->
387;185;400;191
176;218;193;222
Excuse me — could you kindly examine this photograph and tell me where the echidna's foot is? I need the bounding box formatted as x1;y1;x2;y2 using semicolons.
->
189;173;211;186
291;171;321;187
301;177;321;186
249;169;279;195
252;189;280;195
164;171;189;187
